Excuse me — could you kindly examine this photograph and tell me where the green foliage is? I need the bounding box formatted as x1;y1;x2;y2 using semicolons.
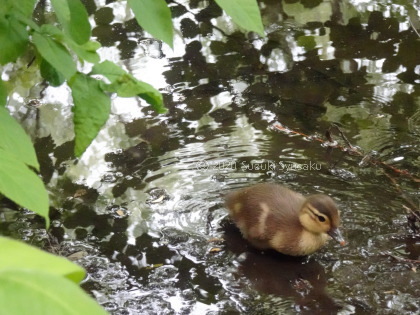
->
215;0;264;36
0;0;37;64
50;0;91;44
0;237;107;315
0;107;39;168
66;39;101;64
0;237;85;283
0;14;29;64
91;61;166;113
69;73;111;157
0;0;37;18
32;30;77;79
0;149;49;227
0;270;108;315
40;58;66;87
129;0;174;48
0;80;6;105
0;107;49;226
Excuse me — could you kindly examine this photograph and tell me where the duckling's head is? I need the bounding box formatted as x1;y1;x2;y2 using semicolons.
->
299;194;345;246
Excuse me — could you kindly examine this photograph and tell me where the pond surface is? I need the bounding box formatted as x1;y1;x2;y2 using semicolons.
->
1;0;420;314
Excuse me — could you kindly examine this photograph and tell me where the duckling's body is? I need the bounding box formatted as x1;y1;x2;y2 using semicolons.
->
225;183;344;256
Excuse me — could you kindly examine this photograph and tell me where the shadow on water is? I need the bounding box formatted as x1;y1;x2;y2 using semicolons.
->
1;0;420;314
222;221;341;314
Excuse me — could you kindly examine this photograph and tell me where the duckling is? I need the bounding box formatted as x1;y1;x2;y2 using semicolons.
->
225;183;345;256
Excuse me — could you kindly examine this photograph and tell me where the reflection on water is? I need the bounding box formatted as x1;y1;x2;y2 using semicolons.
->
1;0;419;314
223;222;341;314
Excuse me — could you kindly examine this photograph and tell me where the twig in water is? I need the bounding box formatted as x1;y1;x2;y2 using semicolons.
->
388;253;420;264
408;17;420;38
271;123;420;182
329;123;357;151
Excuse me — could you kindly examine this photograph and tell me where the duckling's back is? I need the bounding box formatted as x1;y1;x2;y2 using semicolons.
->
225;183;305;251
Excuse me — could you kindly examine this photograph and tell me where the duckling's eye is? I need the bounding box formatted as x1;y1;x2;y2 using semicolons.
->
318;216;326;222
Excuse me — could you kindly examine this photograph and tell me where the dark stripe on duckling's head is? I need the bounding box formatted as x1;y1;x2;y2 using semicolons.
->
306;194;340;228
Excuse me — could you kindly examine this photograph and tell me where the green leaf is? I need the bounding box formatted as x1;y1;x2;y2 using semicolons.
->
0;2;13;16
0;237;85;283
40;21;99;63
214;0;264;36
32;31;77;80
0;79;7;106
38;23;63;37
0;149;49;227
0;14;29;64
66;40;101;64
91;60;125;83
37;24;99;64
37;24;99;63
0;106;39;170
91;61;166;113
69;73;111;157
128;0;173;48
0;0;37;18
50;0;91;44
17;0;37;17
40;58;66;87
108;75;166;113
12;11;40;31
0;269;108;315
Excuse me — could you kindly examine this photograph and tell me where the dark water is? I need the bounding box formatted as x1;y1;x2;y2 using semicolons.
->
1;0;419;314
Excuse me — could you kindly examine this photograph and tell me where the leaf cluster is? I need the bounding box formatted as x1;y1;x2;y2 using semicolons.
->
0;237;107;315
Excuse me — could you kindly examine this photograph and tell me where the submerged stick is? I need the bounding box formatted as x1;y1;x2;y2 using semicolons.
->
387;253;420;264
271;123;420;183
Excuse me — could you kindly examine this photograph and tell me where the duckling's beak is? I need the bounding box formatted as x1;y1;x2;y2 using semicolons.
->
328;228;346;246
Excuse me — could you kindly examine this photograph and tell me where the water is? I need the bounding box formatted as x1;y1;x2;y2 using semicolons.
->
1;0;419;314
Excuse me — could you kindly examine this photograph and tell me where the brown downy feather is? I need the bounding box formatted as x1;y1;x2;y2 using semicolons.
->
225;183;343;256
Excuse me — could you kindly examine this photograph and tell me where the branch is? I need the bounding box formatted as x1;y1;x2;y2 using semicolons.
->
271;123;420;183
